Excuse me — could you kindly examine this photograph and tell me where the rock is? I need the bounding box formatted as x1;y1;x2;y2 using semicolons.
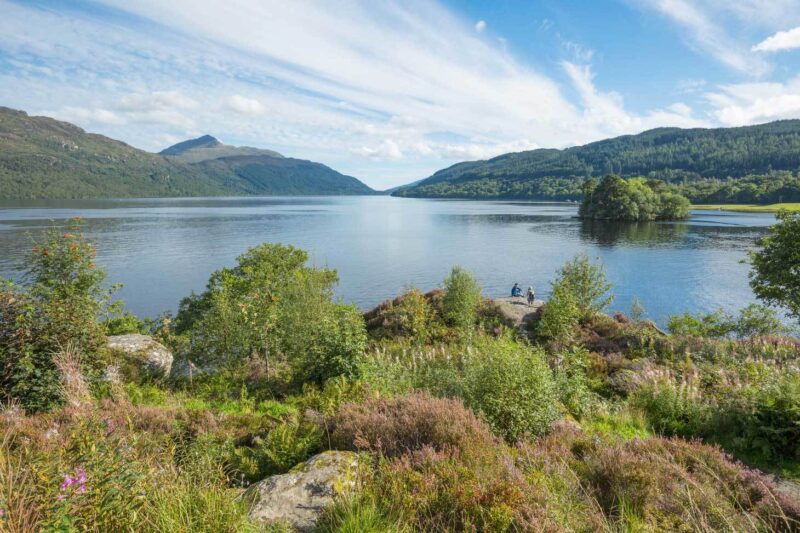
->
244;451;360;531
492;296;544;334
106;334;173;378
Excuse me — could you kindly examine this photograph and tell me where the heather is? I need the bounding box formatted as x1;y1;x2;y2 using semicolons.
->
0;220;799;531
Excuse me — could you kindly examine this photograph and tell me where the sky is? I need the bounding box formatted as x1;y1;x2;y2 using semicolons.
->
2;1;800;190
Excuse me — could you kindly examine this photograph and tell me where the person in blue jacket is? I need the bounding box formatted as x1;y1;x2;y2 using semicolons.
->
511;283;522;297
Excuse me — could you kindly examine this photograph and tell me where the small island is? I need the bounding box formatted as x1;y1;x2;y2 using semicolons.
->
579;174;691;221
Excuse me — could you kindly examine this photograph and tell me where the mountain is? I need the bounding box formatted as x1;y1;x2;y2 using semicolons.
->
160;135;374;196
0;107;375;198
159;134;283;162
0;107;230;198
395;121;800;200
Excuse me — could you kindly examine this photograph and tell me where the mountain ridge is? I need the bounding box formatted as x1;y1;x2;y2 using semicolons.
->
394;119;800;200
0;107;375;198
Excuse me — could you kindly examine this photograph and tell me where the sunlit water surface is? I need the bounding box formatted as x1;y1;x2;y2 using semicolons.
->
0;196;775;326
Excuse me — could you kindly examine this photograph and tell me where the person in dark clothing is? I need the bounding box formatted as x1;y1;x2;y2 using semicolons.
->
526;286;535;305
511;283;522;297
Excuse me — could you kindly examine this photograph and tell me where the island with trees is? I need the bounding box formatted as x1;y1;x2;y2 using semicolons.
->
578;174;691;221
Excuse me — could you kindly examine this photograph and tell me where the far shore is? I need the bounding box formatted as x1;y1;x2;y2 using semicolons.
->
692;203;800;213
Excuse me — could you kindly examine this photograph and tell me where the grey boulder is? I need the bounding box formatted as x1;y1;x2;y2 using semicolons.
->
106;334;173;378
244;451;360;531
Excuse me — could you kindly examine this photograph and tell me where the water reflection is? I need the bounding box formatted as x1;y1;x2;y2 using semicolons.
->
580;220;690;247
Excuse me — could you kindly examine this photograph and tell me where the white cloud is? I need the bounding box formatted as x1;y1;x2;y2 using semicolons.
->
474;20;486;33
0;0;742;188
705;76;800;125
226;94;265;114
752;26;800;52
352;139;404;161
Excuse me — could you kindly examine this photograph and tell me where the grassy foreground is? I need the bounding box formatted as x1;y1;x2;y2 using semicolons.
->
1;224;799;532
693;203;800;213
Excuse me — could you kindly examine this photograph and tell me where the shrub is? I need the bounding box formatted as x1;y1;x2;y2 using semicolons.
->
534;278;580;344
174;243;366;386
441;266;482;330
555;251;614;319
552;346;596;418
0;221;112;412
366;288;440;343
735;303;789;338
668;305;789;340
225;414;323;483
331;392;495;457
462;337;559;442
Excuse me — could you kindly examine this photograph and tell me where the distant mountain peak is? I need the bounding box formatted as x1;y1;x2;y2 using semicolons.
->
159;135;221;156
159;135;283;162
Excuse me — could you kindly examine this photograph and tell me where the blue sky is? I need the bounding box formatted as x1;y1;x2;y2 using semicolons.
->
2;0;800;189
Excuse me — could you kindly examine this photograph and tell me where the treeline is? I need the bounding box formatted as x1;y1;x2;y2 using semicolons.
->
397;171;800;204
397;120;800;203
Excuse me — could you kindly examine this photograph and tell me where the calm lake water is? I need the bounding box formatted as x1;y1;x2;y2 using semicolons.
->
0;196;775;325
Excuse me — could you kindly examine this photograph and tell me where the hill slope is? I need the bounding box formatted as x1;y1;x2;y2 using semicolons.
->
0;107;375;198
0;107;230;198
162;135;375;196
395;121;800;200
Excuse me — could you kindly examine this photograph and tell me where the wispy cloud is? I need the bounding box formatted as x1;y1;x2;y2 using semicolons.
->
634;0;770;75
0;0;788;188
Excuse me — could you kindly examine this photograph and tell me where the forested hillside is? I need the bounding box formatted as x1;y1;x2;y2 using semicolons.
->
395;121;800;202
0;107;375;198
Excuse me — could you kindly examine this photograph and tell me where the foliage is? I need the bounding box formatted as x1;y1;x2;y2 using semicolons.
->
555;251;614;318
225;415;323;483
331;392;496;457
750;210;800;321
462;337;559;442
579;175;691;221
440;266;482;330
175;243;366;386
0;220;112;412
552;346;596;418
668;304;788;339
365;289;440;343
534;277;580;344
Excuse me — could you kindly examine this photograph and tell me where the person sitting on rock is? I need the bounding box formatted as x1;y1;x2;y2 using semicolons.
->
526;286;535;306
511;283;522;297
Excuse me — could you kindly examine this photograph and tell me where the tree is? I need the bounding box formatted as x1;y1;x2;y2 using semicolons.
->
556;252;614;319
441;266;482;330
175;243;366;384
579;175;690;221
749;211;800;322
0;220;112;411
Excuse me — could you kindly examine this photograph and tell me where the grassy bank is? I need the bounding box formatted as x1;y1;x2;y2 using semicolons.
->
693;203;800;213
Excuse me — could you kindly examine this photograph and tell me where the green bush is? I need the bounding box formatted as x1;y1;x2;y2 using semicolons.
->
463;337;559;442
535;278;580;344
225;414;323;483
174;243;367;386
553;346;596;418
555;252;614;319
0;220;113;412
441;266;482;330
668;304;787;339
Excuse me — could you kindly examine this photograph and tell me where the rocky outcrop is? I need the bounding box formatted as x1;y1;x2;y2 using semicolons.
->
492;296;544;334
106;334;173;378
244;451;360;531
